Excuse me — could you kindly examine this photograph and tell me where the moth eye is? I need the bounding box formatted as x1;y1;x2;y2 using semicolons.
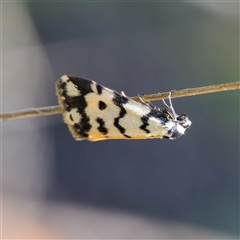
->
177;114;192;128
177;114;186;121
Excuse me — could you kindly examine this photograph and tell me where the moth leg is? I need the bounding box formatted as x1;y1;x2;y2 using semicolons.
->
138;94;156;109
168;90;175;109
121;91;127;97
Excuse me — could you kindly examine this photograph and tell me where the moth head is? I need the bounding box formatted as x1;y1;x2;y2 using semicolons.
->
162;93;192;135
163;91;192;131
176;113;192;129
166;113;192;139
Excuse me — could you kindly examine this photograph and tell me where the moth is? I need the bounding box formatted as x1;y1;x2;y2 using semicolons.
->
56;75;191;141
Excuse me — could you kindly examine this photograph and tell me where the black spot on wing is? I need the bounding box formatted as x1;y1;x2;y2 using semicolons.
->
62;95;82;112
139;108;168;135
74;121;89;138
60;81;67;90
147;108;169;124
96;117;108;135
123;134;131;138
96;84;103;95
78;112;92;137
112;92;131;138
99;101;107;110
69;76;94;96
163;136;170;139
71;109;92;138
113;106;126;134
113;91;129;104
140;116;150;134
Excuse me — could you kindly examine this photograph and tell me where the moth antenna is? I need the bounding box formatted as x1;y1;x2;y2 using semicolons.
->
168;91;177;119
162;98;169;108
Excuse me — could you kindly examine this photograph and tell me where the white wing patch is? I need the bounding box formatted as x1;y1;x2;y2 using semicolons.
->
56;75;192;141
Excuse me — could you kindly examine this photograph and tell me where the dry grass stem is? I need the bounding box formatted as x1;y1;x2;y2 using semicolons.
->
1;81;239;121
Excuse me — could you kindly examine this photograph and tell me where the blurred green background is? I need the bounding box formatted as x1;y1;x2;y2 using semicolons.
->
2;1;239;239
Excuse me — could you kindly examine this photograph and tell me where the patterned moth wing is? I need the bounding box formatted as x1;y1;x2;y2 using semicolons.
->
56;75;191;141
